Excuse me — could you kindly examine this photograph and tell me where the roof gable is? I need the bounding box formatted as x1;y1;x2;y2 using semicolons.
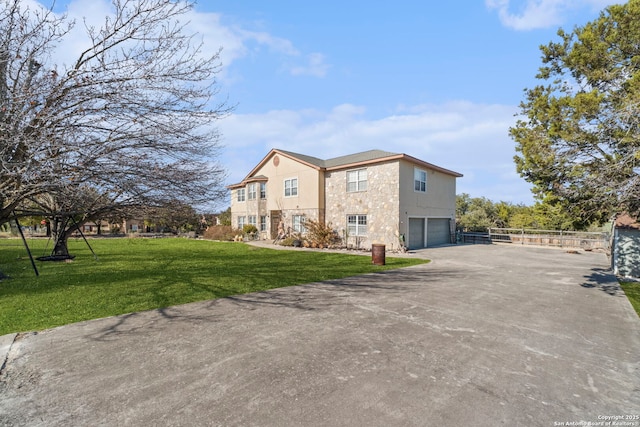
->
228;148;462;188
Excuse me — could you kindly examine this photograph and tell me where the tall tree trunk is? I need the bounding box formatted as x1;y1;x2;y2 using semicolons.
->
51;218;74;257
52;235;71;257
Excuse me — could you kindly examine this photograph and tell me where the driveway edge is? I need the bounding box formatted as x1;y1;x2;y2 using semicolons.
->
0;333;17;374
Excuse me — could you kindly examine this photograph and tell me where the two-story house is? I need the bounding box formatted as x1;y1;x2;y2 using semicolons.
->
228;148;462;250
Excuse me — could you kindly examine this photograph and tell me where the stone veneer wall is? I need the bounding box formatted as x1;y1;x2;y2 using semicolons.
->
231;207;323;238
325;161;400;250
278;208;323;236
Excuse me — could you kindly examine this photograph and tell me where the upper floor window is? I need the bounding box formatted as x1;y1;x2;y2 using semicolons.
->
414;168;427;193
260;182;267;199
247;183;257;200
347;214;367;236
237;188;246;202
284;178;298;197
347;169;367;192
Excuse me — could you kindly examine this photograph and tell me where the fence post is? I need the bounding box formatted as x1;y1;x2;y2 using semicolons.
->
560;230;563;248
521;228;524;245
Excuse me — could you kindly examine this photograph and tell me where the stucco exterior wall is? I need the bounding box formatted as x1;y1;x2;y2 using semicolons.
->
230;150;459;248
230;152;324;238
325;161;401;250
257;154;322;212
397;159;457;239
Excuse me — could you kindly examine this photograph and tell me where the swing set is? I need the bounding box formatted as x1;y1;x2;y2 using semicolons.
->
10;211;98;277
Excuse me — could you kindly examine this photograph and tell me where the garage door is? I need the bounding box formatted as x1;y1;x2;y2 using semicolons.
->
427;218;451;247
408;218;425;250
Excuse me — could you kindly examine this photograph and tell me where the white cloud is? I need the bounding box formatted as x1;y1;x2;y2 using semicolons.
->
486;0;565;30
485;0;622;30
187;11;330;79
41;0;327;80
219;102;535;204
290;53;330;78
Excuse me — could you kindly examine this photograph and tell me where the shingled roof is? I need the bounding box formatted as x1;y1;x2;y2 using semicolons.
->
276;149;400;169
229;148;462;188
276;149;326;168
324;150;399;168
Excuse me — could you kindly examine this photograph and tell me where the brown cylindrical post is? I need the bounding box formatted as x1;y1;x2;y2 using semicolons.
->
371;243;386;265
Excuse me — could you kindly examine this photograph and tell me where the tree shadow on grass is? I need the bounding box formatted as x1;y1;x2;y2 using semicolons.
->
581;267;623;296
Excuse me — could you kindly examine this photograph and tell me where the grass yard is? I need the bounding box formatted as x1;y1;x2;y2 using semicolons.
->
620;281;640;317
0;237;428;335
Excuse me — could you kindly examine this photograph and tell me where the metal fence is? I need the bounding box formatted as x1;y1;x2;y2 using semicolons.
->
458;232;492;245
486;228;610;251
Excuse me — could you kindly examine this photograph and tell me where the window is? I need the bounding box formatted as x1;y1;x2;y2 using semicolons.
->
414;168;427;192
248;215;257;227
237;188;246;202
260;215;267;232
260;182;267;199
347;169;367;192
284;178;298;197
293;215;306;233
237;216;246;229
247;183;256;200
347;215;367;236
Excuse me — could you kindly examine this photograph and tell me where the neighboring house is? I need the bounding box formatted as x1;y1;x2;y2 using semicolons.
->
81;220;112;234
612;213;640;278
228;148;463;250
81;218;144;234
122;218;145;233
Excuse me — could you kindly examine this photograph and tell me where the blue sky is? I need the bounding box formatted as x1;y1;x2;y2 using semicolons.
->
40;0;622;208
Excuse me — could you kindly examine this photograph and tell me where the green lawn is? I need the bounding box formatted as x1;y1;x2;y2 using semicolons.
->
0;238;427;335
620;281;640;317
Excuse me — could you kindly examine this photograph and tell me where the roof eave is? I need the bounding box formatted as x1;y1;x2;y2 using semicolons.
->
326;153;463;177
274;149;324;170
402;154;464;177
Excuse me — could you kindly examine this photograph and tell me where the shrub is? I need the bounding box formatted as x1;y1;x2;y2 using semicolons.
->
203;225;237;241
243;224;258;235
304;219;340;248
279;236;297;247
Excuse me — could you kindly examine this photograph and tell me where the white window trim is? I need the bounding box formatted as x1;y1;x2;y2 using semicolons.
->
247;183;257;200
237;188;246;202
414;168;427;193
347;169;368;193
347;214;367;236
284;177;298;197
260;182;267;199
292;215;306;233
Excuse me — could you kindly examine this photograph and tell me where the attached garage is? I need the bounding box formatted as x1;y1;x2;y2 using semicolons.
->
408;218;425;250
426;218;451;247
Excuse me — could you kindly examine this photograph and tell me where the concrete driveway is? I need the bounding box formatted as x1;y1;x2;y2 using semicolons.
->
1;244;639;426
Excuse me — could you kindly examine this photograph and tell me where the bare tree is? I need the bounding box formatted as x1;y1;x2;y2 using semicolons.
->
0;0;230;258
